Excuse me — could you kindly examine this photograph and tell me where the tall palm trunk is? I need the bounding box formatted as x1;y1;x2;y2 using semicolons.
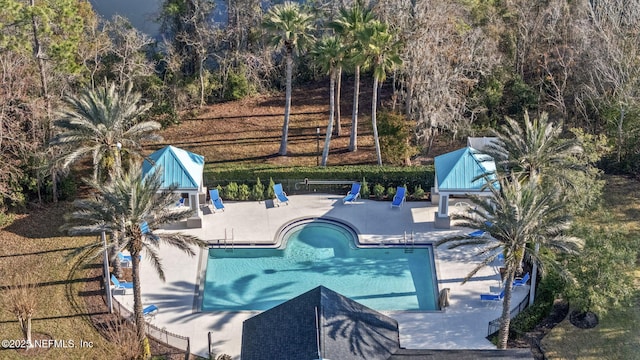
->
130;243;146;355
321;69;336;166
349;65;360;151
498;268;517;349
30;0;55;202
372;75;382;165
279;51;293;155
335;67;342;136
110;149;124;279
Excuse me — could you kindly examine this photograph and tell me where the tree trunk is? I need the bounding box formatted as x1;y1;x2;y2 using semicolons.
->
321;70;336;166
405;71;415;119
130;244;146;355
199;55;205;108
111;233;123;279
335;66;342;137
498;268;517;349
279;52;293;156
349;65;361;152
617;106;624;163
30;1;55;203
372;76;382;166
19;316;33;348
29;0;51;141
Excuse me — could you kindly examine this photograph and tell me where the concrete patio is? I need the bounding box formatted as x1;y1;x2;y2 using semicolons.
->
113;194;530;359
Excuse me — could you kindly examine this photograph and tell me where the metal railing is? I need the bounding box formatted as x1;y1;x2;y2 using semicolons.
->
110;292;191;359
487;292;530;336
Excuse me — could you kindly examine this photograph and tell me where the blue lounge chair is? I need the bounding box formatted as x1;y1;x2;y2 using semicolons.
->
209;189;225;212
513;272;530;287
140;221;150;235
111;274;133;293
343;183;361;204
480;288;505;301
468;229;485;238
273;183;289;206
391;186;406;208
176;197;185;207
143;304;159;319
117;252;132;267
117;252;142;268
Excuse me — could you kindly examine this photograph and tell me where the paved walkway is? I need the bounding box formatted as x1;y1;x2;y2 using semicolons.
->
113;195;529;359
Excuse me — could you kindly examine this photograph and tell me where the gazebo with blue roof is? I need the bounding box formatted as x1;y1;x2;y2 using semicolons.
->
432;146;496;229
142;145;206;228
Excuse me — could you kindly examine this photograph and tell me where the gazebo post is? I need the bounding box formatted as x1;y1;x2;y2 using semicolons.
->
434;193;451;229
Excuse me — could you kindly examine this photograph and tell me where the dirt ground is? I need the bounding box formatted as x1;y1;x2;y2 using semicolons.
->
154;78;462;167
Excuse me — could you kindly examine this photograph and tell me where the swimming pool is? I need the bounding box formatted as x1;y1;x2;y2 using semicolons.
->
201;220;439;311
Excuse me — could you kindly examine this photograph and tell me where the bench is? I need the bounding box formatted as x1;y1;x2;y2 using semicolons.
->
294;179;356;190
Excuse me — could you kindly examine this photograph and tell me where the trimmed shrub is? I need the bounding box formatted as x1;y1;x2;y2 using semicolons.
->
387;186;396;199
204;165;434;193
373;184;385;200
266;178;276;199
251;177;265;201
360;177;370;198
224;182;239;200
238;184;251;200
412;185;425;200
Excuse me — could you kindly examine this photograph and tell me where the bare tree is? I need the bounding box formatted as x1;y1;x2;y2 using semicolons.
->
2;270;39;348
102;319;142;360
398;1;500;154
576;0;640;162
106;15;155;87
176;0;217;107
77;13;113;90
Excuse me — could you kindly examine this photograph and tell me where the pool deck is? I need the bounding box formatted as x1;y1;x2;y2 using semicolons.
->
114;194;530;359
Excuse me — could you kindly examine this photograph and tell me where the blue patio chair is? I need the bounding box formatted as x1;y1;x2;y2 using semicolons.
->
140;221;150;235
480;288;505;301
209;189;225;212
273;183;289;206
143;304;159;319
512;272;530;287
468;229;486;238
343;183;361;204
110;274;133;294
176;197;185;207
117;252;141;268
391;186;407;208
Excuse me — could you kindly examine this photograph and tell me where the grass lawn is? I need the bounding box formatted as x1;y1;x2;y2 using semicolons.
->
541;175;640;359
0;203;119;359
541;284;640;359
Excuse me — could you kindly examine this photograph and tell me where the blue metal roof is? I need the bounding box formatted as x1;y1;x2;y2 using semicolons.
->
435;147;496;192
142;146;204;189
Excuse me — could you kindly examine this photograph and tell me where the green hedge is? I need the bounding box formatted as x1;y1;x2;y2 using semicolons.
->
204;165;434;191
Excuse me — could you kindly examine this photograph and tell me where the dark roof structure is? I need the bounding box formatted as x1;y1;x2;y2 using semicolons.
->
241;286;535;360
241;286;400;360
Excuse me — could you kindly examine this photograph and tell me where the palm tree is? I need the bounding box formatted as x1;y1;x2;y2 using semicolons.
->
64;164;206;354
437;175;583;349
485;110;583;187
51;82;161;182
357;20;402;165
310;36;344;166
262;2;314;156
484;110;586;306
330;0;375;151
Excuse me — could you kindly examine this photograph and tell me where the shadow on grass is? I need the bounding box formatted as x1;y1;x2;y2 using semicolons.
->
0;246;79;258
3;205;71;238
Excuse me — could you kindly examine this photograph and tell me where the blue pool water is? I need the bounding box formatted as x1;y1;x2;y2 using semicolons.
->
202;221;438;311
